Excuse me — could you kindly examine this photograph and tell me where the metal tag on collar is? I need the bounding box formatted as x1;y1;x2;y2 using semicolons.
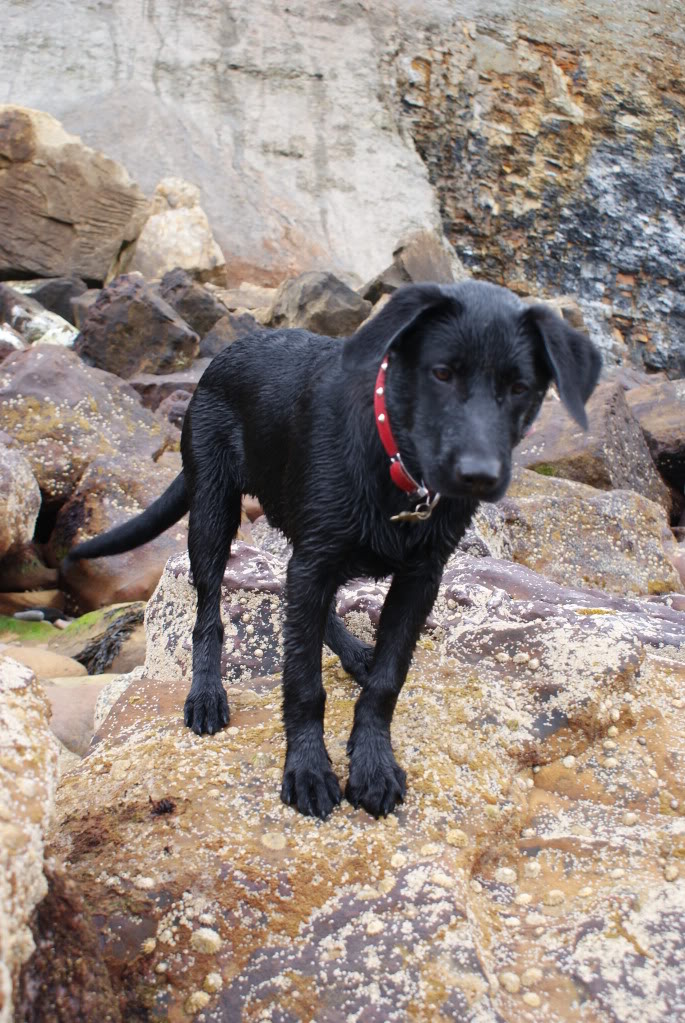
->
390;490;441;523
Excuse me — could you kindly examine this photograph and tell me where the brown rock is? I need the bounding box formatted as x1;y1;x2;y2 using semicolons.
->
198;312;262;358
0;545;58;593
361;228;464;303
0;655;59;1022
475;469;682;596
0;106;148;281
70;288;100;329
52;453;188;609
0;590;64;616
45;603;147;675
43;676;110;755
158;267;228;336
129;358;210;409
0;645;86;680
516;380;672;514
75;272;199;379
626;377;685;493
268;271;371;336
0;346;177;502
0;442;40;561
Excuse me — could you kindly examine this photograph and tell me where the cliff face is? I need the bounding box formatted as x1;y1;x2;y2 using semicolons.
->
389;1;685;374
2;1;683;371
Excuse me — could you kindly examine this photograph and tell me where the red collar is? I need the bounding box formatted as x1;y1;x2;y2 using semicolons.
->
374;356;434;501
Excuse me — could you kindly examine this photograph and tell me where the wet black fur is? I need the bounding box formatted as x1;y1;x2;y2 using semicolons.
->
66;281;601;819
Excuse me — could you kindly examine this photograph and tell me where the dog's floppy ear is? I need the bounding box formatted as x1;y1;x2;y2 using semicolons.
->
524;304;602;429
343;283;455;370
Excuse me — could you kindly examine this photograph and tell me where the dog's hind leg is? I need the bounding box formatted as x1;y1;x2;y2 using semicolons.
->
280;554;343;818
183;464;241;736
345;565;443;817
324;607;374;687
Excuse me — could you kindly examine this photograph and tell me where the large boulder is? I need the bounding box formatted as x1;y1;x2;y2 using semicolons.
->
516;379;673;515
267;271;371;336
0;656;59;1023
0;347;177;503
44;536;685;1020
111;178;226;285
474;470;683;596
0;443;40;561
0;106;148;281
74;273;199;379
53;453;188;609
361;228;466;303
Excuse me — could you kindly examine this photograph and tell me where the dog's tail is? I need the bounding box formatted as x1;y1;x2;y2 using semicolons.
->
63;471;189;566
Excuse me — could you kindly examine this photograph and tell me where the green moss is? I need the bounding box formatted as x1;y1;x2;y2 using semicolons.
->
0;615;57;642
532;463;560;477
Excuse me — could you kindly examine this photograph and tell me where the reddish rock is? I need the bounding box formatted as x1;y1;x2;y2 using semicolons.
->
0;441;40;561
75;273;199;379
361;228;464;303
158;267;228;336
199;312;261;358
626;377;685;493
156;389;192;429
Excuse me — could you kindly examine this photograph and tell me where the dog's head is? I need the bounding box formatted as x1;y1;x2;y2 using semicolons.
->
343;280;601;502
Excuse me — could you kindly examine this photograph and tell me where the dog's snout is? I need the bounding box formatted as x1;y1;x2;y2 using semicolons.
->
455;455;502;491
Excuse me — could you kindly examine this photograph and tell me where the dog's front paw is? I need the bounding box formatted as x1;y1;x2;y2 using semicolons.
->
281;742;342;819
346;731;406;818
184;684;230;735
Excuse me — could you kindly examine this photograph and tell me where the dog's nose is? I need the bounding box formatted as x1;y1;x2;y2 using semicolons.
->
456;455;502;490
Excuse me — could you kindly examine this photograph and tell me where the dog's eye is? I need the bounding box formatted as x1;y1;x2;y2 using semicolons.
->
510;381;529;396
432;365;453;383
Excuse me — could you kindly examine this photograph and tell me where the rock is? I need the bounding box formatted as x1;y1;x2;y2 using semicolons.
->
0;105;148;282
198;313;262;358
0;645;86;680
24;277;88;326
111;178;226;285
129;359;210;409
74;272;199;379
0;545;58;593
0;283;78;348
361;228;465;304
157;267;229;336
210;282;277;313
47;604;147;675
626;378;685;493
0;443;40;561
47;543;685;1020
0;324;25;363
516;380;673;515
0;591;64;617
522;293;588;331
156;390;192;430
474;470;683;596
52;453;188;610
0;346;177;502
0;655;59;1023
43;675;111;756
70;289;100;329
14;868;122;1023
267;271;371;337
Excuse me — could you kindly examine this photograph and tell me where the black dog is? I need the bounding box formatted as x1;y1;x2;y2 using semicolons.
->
66;281;600;819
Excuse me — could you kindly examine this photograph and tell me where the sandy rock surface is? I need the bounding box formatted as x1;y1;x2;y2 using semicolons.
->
50;539;685;1021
